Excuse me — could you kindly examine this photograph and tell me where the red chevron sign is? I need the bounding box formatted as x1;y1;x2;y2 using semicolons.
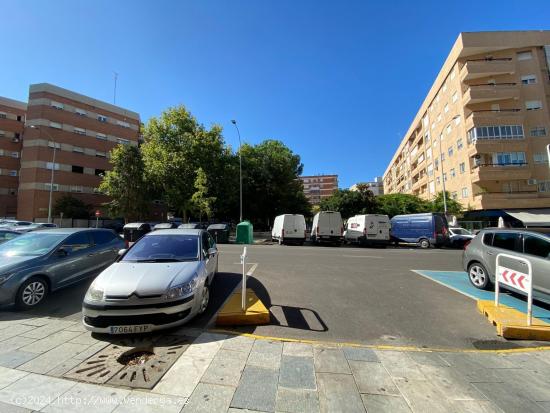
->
497;267;531;293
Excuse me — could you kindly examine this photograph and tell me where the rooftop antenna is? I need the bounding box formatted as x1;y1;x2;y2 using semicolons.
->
113;72;118;105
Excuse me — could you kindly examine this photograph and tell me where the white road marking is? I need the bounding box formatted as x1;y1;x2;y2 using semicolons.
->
342;255;383;259
410;270;478;301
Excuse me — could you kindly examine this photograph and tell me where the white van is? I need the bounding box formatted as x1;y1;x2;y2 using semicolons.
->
272;214;306;245
345;214;390;246
311;211;343;245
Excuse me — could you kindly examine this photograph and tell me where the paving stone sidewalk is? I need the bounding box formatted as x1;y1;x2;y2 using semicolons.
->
1;316;550;412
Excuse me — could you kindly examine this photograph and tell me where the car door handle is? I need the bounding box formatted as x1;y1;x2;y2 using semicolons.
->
487;252;494;256
87;253;96;257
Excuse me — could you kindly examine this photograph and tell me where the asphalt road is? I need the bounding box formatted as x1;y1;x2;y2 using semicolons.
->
216;244;547;350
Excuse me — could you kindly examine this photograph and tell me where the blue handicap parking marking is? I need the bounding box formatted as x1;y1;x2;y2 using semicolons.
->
413;270;550;323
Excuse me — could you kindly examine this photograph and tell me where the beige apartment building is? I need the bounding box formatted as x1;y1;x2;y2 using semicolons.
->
383;31;550;211
299;174;338;204
18;83;141;220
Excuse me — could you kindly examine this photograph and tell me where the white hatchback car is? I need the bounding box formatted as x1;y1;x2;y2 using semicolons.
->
82;229;218;334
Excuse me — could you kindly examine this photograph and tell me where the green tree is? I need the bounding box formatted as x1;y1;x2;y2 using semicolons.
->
98;144;151;222
240;140;310;228
53;195;91;219
430;191;463;215
141;106;235;221
375;193;431;217
191;167;216;221
318;184;376;219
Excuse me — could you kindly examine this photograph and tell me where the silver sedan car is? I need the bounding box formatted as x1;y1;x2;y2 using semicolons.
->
82;229;219;334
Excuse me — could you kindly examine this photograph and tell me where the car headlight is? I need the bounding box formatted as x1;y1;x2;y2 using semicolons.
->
0;272;15;285
85;283;105;301
164;275;198;300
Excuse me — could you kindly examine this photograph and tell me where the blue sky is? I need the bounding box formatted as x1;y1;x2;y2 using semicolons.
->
2;1;549;188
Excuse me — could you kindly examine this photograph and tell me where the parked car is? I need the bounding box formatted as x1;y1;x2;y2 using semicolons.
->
345;214;390;247
390;213;449;248
448;227;475;248
463;229;550;303
15;223;58;233
0;228;124;309
310;211;343;245
0;230;21;244
179;223;202;229
272;214;307;245
207;223;230;244
122;222;152;247
0;220;33;231
154;222;179;230
82;229;218;334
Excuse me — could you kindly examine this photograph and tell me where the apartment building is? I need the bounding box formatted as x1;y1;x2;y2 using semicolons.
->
18;83;140;220
0;97;26;218
299;174;338;204
383;31;550;211
350;177;384;196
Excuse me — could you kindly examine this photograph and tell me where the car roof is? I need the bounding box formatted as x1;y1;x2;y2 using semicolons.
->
480;227;550;237
31;228;111;234
148;229;202;236
0;229;20;233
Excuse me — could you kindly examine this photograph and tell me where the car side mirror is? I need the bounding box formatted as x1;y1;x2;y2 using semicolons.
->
207;247;217;258
118;249;127;256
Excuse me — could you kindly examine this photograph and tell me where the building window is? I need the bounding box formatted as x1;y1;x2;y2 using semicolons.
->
526;100;542;111
49;121;62;129
8;170;17;177
98;115;108;123
517;51;532;61
96;133;107;141
11;152;19;158
452;92;458;103
0;112;6;119
462;187;469;198
446;124;452;135
72;165;84;174
13;133;20;143
95;168;105;176
0;130;4;136
46;162;60;170
440;152;445;161
459;162;466;174
96;151;106;158
48;141;61;149
467;125;524;141
437;113;441;123
539;181;550;193
70;185;83;193
448;146;454;157
530;127;547;137
450;168;456;178
426;147;432;159
444;104;449;113
534;153;549;164
51;101;64;110
493;152;526;166
427;164;433;177
73;146;84;154
45;183;59;191
8;188;16;195
117;138;130;145
436;177;440;185
74;127;86;135
75;108;87;116
521;75;537;85
117;120;130;128
456;138;463;150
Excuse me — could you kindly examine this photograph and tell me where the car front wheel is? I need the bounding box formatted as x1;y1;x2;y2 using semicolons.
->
419;238;430;249
198;284;210;314
468;262;492;290
16;277;48;309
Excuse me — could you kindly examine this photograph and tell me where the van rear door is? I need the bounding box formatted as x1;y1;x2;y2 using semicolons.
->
366;217;378;238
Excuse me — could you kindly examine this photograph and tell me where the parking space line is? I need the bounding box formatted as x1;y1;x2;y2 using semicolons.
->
208;328;550;354
411;270;480;301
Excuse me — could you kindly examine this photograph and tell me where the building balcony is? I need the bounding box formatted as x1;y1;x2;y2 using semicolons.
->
474;191;550;209
466;138;526;157
462;83;519;106
460;58;514;81
466;109;523;128
470;163;531;182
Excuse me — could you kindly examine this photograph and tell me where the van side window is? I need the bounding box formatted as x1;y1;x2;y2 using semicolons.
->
482;233;494;246
492;232;521;252
524;235;550;259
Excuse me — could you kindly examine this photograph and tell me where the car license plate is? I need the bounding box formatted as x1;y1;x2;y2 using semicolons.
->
109;325;152;334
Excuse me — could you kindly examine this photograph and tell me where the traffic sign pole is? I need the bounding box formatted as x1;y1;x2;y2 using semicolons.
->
241;247;248;311
495;253;533;326
95;210;101;228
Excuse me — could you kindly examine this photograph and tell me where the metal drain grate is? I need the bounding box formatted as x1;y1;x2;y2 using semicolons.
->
65;335;191;389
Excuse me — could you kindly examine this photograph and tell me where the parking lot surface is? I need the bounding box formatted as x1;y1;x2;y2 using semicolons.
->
217;244;549;350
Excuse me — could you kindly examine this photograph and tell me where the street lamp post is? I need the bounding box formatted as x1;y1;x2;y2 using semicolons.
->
30;125;56;223
547;144;550;170
231;120;243;222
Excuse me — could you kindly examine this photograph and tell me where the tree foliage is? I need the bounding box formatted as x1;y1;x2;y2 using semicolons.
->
53;195;92;219
319;184;376;219
429;191;463;215
375;194;431;217
98;144;151;222
191;167;216;221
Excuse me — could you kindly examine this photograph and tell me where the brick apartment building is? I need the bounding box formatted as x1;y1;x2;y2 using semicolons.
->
383;31;550;211
0;83;141;220
0;97;26;217
299;174;338;204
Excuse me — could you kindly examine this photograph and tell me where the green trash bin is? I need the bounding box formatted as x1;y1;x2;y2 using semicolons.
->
236;220;254;244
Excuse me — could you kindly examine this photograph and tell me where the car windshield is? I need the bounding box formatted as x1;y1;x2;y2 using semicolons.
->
122;234;199;262
0;232;67;256
451;228;472;235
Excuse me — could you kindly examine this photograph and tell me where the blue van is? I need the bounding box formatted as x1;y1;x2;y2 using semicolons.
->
390;213;449;248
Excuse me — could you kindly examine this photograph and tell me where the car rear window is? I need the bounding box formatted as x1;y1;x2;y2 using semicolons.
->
492;232;521;252
523;235;550;259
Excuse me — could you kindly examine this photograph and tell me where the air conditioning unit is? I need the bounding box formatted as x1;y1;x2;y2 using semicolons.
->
527;179;538;185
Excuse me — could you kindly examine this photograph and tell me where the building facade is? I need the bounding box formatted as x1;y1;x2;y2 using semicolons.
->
299;174;338;204
0;97;26;218
383;31;550;210
17;83;140;220
350;177;384;196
